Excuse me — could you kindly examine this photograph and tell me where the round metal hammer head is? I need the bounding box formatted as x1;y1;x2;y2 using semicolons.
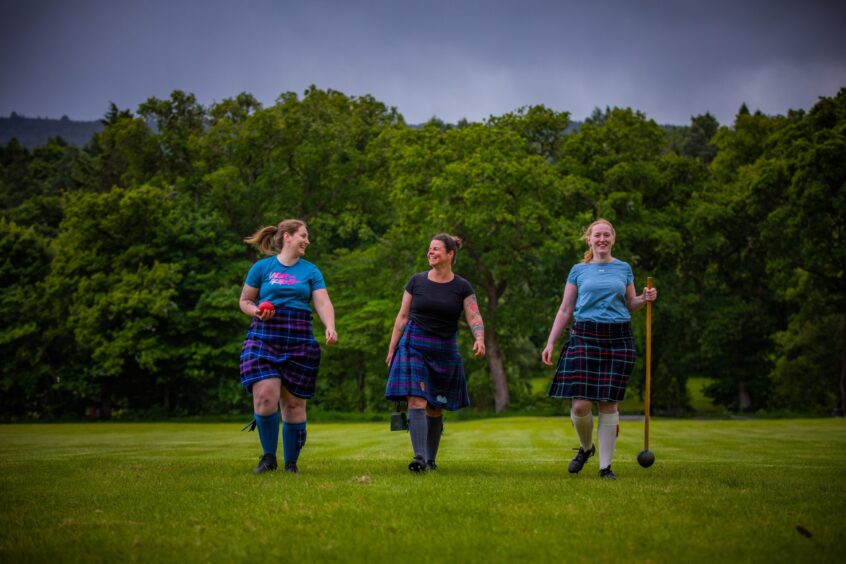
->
637;449;655;468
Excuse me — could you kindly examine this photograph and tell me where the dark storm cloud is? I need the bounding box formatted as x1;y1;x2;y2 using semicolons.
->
1;0;844;125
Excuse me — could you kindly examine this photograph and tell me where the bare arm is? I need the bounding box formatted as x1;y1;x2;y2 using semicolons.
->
312;288;337;345
541;283;578;366
463;294;486;358
625;283;658;313
240;284;273;321
386;291;413;366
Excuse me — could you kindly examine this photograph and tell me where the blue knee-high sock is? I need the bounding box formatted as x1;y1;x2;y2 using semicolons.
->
255;411;280;456
282;421;307;464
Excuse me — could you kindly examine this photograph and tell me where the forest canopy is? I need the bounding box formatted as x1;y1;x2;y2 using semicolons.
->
1;87;844;419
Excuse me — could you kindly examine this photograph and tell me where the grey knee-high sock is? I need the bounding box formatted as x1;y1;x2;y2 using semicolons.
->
426;415;443;463
408;408;428;460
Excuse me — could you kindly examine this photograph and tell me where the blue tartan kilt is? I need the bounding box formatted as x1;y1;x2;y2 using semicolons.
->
240;306;321;399
548;320;636;402
385;320;470;411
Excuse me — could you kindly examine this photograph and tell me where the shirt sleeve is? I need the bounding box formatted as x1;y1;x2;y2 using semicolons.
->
625;263;634;285
405;275;418;294
460;278;475;300
566;264;580;286
245;260;264;288
310;265;327;291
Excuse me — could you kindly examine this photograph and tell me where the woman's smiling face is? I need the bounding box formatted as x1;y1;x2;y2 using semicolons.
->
428;239;453;266
286;226;310;256
589;222;615;256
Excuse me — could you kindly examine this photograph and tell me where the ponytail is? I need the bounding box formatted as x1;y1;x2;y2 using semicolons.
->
244;219;306;256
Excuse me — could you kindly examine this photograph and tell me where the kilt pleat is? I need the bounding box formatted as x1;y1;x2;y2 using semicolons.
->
240;307;321;399
548;320;635;402
385;320;470;410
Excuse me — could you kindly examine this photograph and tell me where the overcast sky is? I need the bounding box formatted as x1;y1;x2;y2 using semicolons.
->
2;0;844;126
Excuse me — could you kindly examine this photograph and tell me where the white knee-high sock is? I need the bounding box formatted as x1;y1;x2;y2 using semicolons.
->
570;411;594;451
597;412;620;469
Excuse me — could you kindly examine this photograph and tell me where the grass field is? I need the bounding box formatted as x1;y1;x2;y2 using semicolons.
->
1;417;844;563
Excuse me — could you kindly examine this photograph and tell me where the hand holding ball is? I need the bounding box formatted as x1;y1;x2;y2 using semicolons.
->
257;301;275;318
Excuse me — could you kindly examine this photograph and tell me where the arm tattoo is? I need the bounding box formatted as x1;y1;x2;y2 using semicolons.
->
465;295;484;340
466;295;480;316
470;320;484;341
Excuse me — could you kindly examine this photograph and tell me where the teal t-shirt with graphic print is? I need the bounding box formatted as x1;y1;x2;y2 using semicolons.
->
567;259;634;322
245;256;326;311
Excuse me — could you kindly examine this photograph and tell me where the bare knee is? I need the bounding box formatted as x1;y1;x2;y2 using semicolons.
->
407;396;427;410
282;397;307;423
598;401;618;414
571;399;593;417
252;381;280;416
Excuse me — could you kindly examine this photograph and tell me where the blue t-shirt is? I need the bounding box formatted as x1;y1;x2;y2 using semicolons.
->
245;256;326;312
567;260;634;322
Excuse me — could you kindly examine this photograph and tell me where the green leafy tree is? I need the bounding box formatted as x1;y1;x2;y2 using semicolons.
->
667;113;720;163
487;105;571;160
138;90;206;181
682;108;795;410
202;87;403;251
89;105;159;191
759;89;846;413
1;138;93;234
0;219;52;417
47;183;245;414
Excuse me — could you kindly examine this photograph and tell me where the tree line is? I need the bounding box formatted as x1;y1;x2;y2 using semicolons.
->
1;86;844;419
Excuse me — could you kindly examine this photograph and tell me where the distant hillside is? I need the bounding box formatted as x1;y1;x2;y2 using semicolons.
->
0;113;103;148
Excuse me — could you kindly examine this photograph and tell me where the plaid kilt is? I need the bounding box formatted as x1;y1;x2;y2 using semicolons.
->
385;320;470;410
240;307;321;399
548;320;635;402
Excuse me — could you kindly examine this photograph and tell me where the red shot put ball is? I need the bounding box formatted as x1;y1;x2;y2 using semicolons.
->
258;301;275;313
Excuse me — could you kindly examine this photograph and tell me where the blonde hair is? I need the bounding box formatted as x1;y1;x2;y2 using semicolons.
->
581;219;616;263
244;219;306;256
432;233;462;264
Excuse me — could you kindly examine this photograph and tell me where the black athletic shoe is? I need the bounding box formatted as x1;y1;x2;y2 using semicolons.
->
284;461;299;474
253;453;277;474
426;460;438;471
599;466;617;480
408;457;427;472
568;445;595;474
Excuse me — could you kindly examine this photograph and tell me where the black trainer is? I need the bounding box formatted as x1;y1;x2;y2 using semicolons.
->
426;460;438;471
568;444;595;474
599;466;617;480
253;453;277;474
408;457;427;472
284;461;299;474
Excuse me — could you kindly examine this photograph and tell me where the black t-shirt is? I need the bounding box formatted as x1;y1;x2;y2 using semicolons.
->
406;272;475;338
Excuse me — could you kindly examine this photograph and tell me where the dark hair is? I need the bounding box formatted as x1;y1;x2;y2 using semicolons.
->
431;233;462;264
244;219;306;256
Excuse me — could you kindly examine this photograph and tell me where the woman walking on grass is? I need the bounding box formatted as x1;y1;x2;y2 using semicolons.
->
542;219;657;480
239;219;337;474
386;234;485;472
